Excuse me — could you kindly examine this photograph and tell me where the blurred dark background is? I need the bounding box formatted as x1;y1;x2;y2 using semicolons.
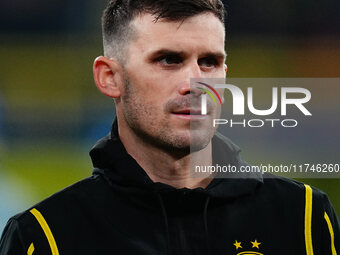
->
0;0;339;232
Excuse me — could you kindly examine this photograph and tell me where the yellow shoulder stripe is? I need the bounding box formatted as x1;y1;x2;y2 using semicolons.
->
30;208;60;255
27;243;34;255
304;184;314;255
324;212;338;255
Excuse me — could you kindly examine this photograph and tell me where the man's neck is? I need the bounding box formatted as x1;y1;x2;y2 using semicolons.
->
118;123;213;189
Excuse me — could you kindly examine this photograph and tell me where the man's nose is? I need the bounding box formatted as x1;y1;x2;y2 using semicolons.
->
178;63;202;95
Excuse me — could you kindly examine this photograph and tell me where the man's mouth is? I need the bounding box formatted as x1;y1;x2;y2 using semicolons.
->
171;109;209;121
172;109;203;115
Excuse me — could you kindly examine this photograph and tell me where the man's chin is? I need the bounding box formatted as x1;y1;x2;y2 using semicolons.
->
189;129;214;153
164;125;214;153
156;133;208;156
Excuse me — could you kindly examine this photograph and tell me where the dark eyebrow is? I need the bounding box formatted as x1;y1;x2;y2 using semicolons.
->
147;48;227;60
202;52;226;61
148;49;185;59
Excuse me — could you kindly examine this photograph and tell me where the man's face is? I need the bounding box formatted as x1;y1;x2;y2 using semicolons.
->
118;12;226;154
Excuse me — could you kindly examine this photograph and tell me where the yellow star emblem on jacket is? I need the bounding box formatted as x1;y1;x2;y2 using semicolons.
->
233;240;242;249
251;240;261;249
233;239;264;255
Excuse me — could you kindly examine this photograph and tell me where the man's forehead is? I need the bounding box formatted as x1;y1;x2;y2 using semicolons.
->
131;12;225;34
129;12;226;55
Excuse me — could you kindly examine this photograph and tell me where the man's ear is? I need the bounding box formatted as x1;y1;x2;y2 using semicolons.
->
93;56;123;98
224;64;228;74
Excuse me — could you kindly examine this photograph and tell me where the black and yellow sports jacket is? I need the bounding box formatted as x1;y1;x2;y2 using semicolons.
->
1;119;339;255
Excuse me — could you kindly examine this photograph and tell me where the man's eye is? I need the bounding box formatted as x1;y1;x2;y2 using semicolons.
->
198;57;219;68
156;55;183;65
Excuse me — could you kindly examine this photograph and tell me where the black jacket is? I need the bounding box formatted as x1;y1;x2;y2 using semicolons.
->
1;119;339;255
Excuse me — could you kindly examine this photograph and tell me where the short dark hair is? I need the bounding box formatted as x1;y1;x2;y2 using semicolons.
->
102;0;226;59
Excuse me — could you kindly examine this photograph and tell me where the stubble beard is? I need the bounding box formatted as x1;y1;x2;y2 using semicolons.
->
121;75;215;157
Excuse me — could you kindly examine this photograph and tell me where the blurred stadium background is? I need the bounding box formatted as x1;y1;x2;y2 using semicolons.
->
0;0;339;232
